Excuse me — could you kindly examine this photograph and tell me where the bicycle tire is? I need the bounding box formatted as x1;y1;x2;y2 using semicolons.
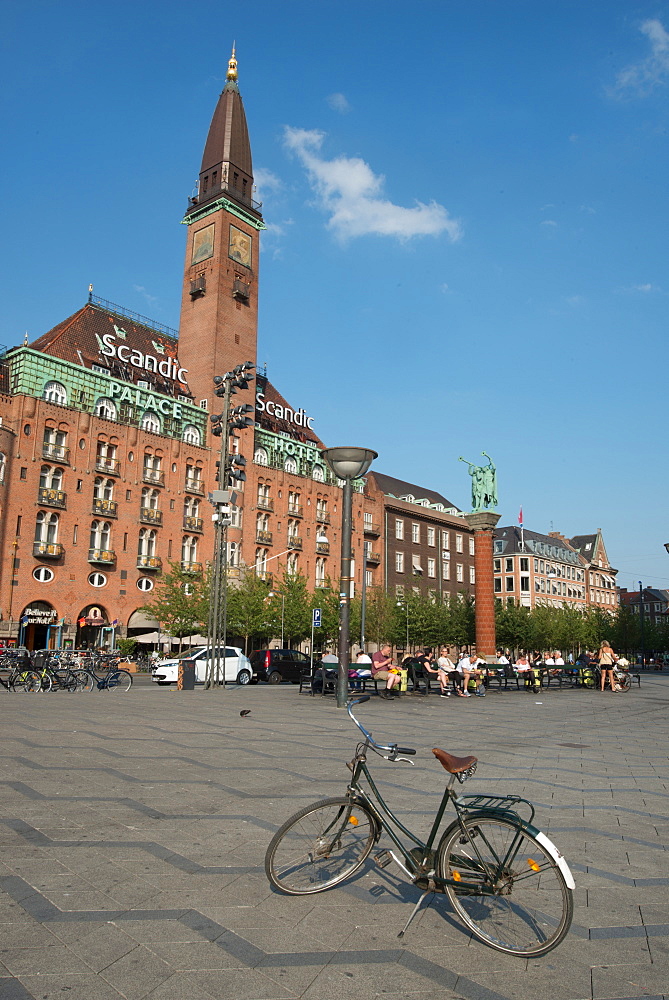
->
617;673;631;692
437;813;573;957
72;669;94;693
55;669;78;693
106;669;132;692
265;797;378;895
16;670;47;693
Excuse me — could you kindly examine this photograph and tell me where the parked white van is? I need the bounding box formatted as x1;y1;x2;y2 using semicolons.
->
151;646;252;685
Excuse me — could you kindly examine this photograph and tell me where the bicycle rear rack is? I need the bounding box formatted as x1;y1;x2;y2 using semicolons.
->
455;793;535;825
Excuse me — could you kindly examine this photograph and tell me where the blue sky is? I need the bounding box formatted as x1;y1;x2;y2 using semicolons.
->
1;1;667;591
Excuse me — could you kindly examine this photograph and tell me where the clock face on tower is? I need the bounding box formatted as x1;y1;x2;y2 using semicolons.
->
229;225;252;268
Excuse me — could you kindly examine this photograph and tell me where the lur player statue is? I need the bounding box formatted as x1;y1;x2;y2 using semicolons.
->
459;452;498;511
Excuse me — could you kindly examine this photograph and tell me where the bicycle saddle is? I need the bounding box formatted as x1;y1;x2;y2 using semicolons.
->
432;748;478;773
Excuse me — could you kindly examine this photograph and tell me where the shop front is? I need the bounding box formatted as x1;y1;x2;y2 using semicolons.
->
19;602;59;650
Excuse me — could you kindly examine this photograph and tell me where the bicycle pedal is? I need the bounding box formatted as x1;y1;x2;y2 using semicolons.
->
374;850;393;869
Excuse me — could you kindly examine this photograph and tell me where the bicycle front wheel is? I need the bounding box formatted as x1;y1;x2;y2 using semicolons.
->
72;669;94;692
106;670;132;692
16;670;47;693
438;814;573;957
265;797;377;895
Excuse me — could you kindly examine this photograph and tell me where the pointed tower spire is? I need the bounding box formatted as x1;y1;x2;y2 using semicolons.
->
193;44;254;212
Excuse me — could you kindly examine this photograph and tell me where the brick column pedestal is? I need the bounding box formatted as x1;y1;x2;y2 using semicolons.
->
464;511;501;662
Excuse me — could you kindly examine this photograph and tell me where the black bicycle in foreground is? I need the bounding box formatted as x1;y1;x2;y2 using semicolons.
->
265;696;574;957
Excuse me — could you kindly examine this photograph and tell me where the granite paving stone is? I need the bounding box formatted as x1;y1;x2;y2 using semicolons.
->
1;677;667;999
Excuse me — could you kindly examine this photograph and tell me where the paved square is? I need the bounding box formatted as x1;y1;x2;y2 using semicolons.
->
1;675;667;999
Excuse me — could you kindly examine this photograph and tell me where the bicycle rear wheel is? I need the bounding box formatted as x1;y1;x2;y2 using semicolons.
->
438;814;573;957
16;670;47;693
106;670;132;692
265;797;377;895
617;673;631;692
72;669;94;692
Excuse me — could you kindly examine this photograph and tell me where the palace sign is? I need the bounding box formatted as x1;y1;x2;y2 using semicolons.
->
109;382;183;419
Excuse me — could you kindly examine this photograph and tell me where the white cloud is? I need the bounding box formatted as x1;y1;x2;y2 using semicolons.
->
327;92;350;113
541;219;558;227
133;285;158;307
282;127;461;243
253;167;282;201
613;19;669;95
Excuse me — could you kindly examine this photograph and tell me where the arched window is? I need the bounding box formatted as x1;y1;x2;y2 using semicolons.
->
138;528;157;557
43;381;67;405
93;477;114;500
256;512;269;533
184;496;200;518
312;464;325;482
35;511;59;543
255;548;268;578
182;535;198;562
183;424;201;445
39;465;63;490
315;557;326;587
95;398;117;420
228;541;238;567
141;411;161;433
141;487;159;510
90;520;111;550
254;447;268;466
287;552;299;576
284;456;298;474
0;452;6;484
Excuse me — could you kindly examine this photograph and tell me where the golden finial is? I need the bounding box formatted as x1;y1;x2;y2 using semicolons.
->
227;43;238;82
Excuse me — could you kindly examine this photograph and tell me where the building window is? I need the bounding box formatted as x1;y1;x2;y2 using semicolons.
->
138;528;157;557
182;536;198;563
456;563;464;583
365;569;373;587
88;572;107;588
442;531;450;549
94;477;114;500
469;566;476;584
395;551;404;573
255;548;268;577
427;527;435;546
95;397;117;420
33;566;54;583
442;560;450;580
315;557;326;587
284;456;298;474
35;511;59;544
469;537;475;556
494;540;503;553
456;534;463;553
227;540;239;568
412;523;420;543
39;465;63;491
256;511;269;534
312;464;325;482
427;558;436;578
505;558;513;572
182;424;201;445
137;577;154;592
520;557;529;572
90;520;111;550
254;447;268;466
44;428;68;459
494;577;501;593
287;551;299;576
506;576;514;592
43;381;68;405
395;519;404;540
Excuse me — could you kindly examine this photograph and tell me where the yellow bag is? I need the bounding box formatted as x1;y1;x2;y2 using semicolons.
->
400;669;409;692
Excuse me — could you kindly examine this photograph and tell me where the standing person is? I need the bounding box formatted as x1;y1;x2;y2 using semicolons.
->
437;647;455;697
371;644;400;700
597;639;618;692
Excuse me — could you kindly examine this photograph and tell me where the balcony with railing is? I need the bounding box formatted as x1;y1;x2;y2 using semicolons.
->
88;548;116;565
184;476;204;494
256;530;273;545
92;498;118;518
140;507;163;526
288;504;303;518
95;456;120;475
316;541;330;555
363;520;381;536
183;515;203;532
181;561;203;574
287;536;303;550
142;467;165;486
256;495;273;512
38;487;66;509
137;554;162;571
42;444;70;464
315;509;330;524
365;550;381;564
33;541;64;559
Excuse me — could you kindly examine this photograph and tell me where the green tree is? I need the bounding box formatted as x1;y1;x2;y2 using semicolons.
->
141;562;207;649
364;587;397;647
226;570;272;653
268;571;312;646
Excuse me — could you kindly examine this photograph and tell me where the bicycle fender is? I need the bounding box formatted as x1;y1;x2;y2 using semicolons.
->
533;829;576;890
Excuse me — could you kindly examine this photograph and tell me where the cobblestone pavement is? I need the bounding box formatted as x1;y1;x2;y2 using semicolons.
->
0;674;667;1000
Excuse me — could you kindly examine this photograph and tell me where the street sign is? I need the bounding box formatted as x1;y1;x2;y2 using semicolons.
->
312;608;322;628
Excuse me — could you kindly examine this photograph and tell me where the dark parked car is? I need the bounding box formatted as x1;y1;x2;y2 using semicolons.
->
250;648;311;684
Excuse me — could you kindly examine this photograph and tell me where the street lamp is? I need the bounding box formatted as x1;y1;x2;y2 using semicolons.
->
321;447;378;708
268;591;285;647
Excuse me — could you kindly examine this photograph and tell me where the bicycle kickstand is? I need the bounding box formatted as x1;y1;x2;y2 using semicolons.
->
398;889;432;939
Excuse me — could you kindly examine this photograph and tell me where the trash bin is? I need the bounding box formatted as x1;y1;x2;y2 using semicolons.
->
178;660;195;690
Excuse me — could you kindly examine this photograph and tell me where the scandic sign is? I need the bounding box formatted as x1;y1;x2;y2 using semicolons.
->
98;329;189;385
256;389;314;430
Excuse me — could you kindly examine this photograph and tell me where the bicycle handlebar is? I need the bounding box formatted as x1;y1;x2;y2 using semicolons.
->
346;696;417;758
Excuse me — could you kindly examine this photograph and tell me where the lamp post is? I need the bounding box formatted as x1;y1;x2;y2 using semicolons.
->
396;599;409;652
321;447;378;708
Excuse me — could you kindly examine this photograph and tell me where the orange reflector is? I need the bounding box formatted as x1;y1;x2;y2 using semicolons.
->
452;870;462;881
527;858;540;872
348;816;359;826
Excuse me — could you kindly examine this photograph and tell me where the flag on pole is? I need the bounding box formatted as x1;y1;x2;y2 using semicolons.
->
518;506;523;526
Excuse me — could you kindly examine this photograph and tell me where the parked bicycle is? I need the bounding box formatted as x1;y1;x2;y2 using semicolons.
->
74;653;133;692
265;696;574;957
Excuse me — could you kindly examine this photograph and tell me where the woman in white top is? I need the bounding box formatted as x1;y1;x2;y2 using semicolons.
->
436;647;455;698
